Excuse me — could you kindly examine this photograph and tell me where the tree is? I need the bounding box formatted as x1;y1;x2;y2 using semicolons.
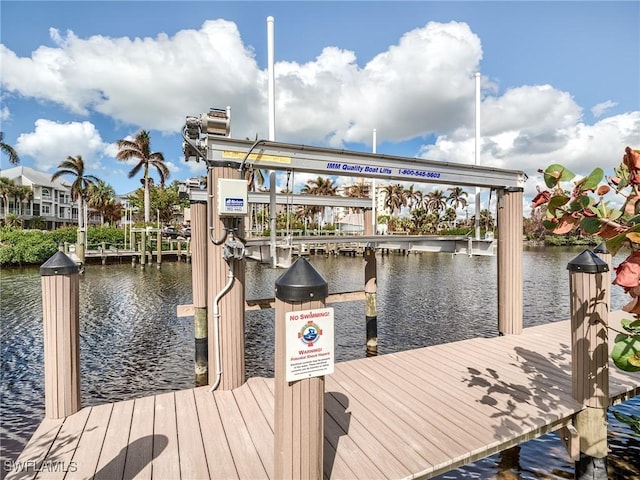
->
382;184;405;216
116;130;168;223
0;132;19;165
87;180;116;226
246;167;267;192
102;202;124;226
301;176;338;225
447;187;468;211
533;147;640;372
301;176;337;196
403;184;422;212
0;177;16;214
424;189;447;215
51;155;99;231
4;213;22;228
14;185;33;217
127;182;186;225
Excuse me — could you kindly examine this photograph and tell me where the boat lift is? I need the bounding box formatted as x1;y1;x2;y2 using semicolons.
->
182;110;527;378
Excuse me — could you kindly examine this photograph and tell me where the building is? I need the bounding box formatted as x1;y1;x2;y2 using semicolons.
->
1;166;78;229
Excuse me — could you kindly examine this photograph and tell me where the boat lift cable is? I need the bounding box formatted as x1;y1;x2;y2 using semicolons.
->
237;138;268;175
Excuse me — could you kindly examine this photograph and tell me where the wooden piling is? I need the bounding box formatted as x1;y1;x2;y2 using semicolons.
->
40;251;81;419
207;165;245;390
274;258;328;480
364;247;378;356
76;228;85;264
593;242;611;312
191;201;208;386
567;250;609;480
156;229;162;268
140;231;146;268
497;187;523;335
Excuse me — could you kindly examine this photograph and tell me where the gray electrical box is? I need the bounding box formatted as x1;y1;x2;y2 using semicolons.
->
217;178;248;217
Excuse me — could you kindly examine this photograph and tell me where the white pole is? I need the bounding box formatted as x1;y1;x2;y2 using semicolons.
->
372;129;377;234
267;16;277;267
474;72;481;240
267;16;276;141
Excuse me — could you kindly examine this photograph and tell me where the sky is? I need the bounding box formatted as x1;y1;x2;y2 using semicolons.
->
1;1;639;217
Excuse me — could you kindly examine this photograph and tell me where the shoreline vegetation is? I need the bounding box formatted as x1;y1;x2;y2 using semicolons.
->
0;225;602;267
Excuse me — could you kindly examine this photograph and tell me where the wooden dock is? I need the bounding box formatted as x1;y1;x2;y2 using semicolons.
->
7;312;639;480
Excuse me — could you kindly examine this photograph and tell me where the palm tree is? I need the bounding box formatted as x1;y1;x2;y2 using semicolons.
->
424;189;447;216
301;176;338;196
246;167;267;192
51;155;99;231
102;201;124;226
447;187;468;211
403;184;422;212
301;176;337;226
116;130;168;223
14;185;33;217
0;177;16;214
382;184;405;216
0;132;19;165
87;180;116;226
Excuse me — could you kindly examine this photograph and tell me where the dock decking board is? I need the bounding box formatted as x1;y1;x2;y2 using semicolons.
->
7;315;639;480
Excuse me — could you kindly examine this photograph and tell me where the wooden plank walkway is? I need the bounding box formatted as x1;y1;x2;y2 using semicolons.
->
6;312;639;480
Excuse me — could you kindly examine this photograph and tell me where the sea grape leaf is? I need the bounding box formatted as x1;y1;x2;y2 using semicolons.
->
612;411;640;436
611;333;640;372
609;209;623;222
580;216;602;234
606;223;640;256
626;232;640;244
621;318;640;335
582;168;604;191
548;195;569;217
569;195;591;212
552;214;578;234
543;164;575;188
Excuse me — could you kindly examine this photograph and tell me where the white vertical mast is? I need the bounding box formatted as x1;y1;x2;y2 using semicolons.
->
372;129;377;234
267;16;277;266
474;72;481;240
267;16;276;141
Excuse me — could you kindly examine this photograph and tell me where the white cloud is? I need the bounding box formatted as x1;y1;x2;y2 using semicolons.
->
274;21;483;147
1;20;483;144
1;20;264;134
2;18;638;205
15;119;112;171
591;100;618;118
0;105;9;121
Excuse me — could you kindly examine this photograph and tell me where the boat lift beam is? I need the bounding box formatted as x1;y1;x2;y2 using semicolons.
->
199;136;527;190
189;189;373;208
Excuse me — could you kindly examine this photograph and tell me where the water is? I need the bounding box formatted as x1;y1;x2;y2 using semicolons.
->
1;247;638;479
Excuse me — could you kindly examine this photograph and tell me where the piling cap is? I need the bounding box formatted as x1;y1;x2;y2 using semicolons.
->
275;257;328;302
567;249;609;273
593;242;610;255
40;251;79;276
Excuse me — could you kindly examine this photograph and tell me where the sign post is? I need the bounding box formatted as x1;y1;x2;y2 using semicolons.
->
274;258;330;479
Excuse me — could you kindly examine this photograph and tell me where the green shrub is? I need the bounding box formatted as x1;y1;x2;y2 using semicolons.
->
0;228;57;266
0;226;127;266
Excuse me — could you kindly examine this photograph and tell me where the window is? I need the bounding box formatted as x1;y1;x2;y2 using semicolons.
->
42;205;50;215
42;188;51;198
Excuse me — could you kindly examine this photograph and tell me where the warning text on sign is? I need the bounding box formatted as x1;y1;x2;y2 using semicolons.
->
285;307;334;382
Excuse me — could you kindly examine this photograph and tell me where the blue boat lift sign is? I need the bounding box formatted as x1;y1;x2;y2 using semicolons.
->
285;307;335;382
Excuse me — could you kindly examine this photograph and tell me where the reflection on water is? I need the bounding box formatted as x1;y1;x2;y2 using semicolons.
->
1;247;638;479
